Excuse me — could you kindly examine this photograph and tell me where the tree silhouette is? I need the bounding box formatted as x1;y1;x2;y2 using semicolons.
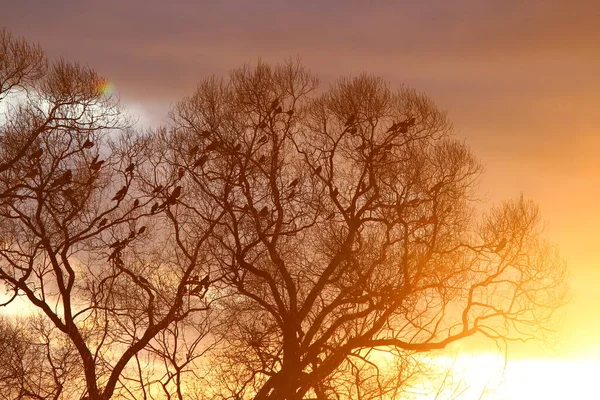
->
156;60;567;399
0;30;212;400
0;29;567;400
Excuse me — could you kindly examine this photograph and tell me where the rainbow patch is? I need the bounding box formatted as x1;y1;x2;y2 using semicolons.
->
96;80;115;96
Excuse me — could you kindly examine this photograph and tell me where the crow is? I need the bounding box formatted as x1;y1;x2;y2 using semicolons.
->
429;182;443;194
314;165;322;174
64;190;78;207
495;238;507;253
137;226;146;235
178;167;185;180
132;199;140;208
345;114;356;127
259;206;269;217
53;170;72;187
90;159;104;171
98;218;108;228
29;147;43;160
170;186;182;200
124;163;135;174
152;184;163;194
189;144;199;158
288;178;299;188
387;122;399;133
205;140;219;152
193;155;208;168
150;202;160;214
258;135;268;145
25;169;37;179
112;185;128;202
166;186;182;205
199;275;210;289
82;140;94;149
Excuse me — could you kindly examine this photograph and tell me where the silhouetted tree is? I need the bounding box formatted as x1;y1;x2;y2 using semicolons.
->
0;30;212;400
156;60;567;399
1;29;567;400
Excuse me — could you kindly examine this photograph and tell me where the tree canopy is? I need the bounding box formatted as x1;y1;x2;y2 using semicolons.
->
0;30;566;400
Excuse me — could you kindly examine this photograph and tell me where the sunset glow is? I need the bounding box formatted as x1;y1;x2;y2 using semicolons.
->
1;1;599;399
424;354;600;400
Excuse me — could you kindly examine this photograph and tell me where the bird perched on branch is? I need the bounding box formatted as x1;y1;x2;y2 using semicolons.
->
258;135;269;145
82;140;94;149
112;185;128;202
25;168;37;179
152;184;163;194
429;182;443;194
205;140;219;152
270;98;279;111
495;238;507;253
189;275;210;295
288;178;299;188
171;185;182;199
344;114;356;127
193;155;208;168
52;169;72;187
165;186;182;205
29;147;43;160
189;144;199;158
90;157;104;171
124;163;135;174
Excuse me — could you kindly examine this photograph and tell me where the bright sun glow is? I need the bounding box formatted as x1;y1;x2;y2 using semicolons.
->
418;354;600;399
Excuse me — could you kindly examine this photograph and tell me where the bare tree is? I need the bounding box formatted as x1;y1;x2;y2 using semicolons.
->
1;29;566;399
159;60;567;399
0;30;213;400
0;312;83;400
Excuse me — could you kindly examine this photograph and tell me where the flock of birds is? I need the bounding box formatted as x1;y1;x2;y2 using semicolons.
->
13;110;510;302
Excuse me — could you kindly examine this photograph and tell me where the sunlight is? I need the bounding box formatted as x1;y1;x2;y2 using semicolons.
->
420;354;600;399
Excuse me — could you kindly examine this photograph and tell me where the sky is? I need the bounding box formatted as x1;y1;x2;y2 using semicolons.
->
2;0;600;363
